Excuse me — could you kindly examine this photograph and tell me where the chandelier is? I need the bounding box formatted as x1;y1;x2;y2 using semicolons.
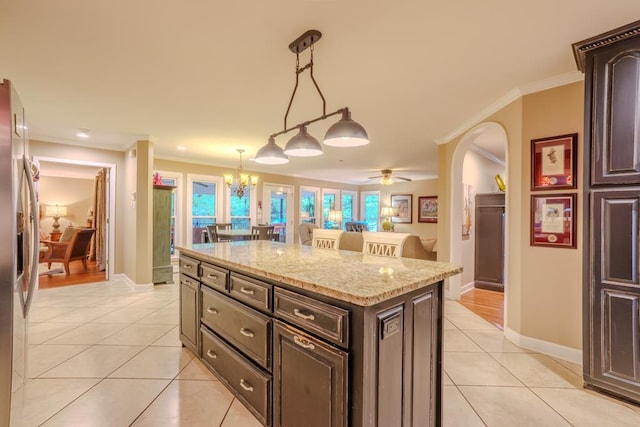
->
224;149;257;198
254;29;369;165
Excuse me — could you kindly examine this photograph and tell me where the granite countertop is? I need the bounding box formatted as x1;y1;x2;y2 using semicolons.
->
177;241;462;307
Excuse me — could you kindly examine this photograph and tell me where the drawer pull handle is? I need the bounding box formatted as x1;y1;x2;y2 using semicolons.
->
206;350;218;360
206;273;218;279
239;379;254;392
181;280;192;286
293;308;315;321
240;287;255;295
240;328;255;338
183;264;193;269
293;335;315;350
206;307;219;315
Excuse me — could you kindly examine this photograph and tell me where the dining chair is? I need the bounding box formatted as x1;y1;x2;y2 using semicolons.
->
215;222;232;231
362;231;410;258
251;225;275;241
206;225;220;243
312;229;344;250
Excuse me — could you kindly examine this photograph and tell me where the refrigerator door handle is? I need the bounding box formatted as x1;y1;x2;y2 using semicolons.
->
22;155;38;317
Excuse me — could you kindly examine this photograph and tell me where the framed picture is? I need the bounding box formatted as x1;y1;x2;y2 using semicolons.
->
531;133;577;190
530;193;576;248
391;194;412;224
418;196;438;223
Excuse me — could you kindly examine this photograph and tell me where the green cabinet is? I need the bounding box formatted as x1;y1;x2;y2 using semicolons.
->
153;184;175;284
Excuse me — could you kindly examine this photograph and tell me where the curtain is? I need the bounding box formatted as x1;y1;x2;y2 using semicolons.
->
90;168;107;271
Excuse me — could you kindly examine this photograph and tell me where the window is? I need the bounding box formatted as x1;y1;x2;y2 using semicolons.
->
229;185;252;229
361;191;380;232
187;174;222;244
342;190;357;230
157;171;182;256
322;188;339;229
300;186;319;225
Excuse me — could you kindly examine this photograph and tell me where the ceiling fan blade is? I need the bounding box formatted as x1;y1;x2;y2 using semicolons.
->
367;175;383;179
397;177;412;182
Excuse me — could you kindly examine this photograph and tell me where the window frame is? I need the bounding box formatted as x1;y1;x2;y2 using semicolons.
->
186;174;223;245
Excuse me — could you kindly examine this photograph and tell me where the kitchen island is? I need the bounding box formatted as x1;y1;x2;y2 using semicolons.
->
177;241;461;427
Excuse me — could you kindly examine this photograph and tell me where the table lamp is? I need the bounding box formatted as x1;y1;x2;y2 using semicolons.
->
327;210;343;229
380;206;396;231
45;204;68;233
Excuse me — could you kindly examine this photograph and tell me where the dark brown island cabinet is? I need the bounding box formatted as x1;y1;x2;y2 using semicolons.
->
573;20;640;404
177;242;461;426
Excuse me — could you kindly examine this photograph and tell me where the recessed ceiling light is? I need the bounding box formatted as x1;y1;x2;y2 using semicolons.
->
177;145;186;151
76;129;90;138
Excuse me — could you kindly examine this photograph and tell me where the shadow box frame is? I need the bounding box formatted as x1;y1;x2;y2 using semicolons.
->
530;193;577;249
531;133;577;191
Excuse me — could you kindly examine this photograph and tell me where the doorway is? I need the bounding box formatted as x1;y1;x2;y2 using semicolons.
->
448;122;508;326
263;183;294;244
34;156;116;288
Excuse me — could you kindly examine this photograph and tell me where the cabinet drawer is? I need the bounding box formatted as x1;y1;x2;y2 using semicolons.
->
230;273;272;312
179;256;199;280
201;326;271;426
274;288;349;348
201;286;271;369
201;262;228;292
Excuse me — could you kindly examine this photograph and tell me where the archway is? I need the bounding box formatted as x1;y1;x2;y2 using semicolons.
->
447;122;509;313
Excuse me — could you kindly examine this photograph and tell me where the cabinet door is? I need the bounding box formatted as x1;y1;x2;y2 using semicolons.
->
474;206;505;290
179;274;199;354
590;37;640;185
589;190;640;401
273;320;348;427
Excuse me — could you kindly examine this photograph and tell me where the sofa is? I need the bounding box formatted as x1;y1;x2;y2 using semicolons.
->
339;231;437;261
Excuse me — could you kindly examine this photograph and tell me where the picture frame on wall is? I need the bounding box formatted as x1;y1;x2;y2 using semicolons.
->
530;193;577;248
391;194;412;224
418;196;438;223
531;133;577;190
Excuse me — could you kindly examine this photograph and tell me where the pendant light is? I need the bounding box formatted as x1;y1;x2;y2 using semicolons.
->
254;29;369;164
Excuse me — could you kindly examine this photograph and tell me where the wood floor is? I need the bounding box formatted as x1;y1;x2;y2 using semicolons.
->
460;288;504;330
38;259;106;289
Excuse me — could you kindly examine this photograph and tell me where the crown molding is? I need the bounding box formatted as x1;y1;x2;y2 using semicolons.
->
468;144;505;167
435;71;585;146
434;88;521;145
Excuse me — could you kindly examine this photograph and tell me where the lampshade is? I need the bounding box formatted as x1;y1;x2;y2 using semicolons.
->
327;210;343;223
284;126;323;157
380;207;395;218
255;137;289;165
323;110;369;147
45;204;68;218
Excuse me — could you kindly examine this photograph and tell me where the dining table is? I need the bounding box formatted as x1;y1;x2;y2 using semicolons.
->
216;229;280;242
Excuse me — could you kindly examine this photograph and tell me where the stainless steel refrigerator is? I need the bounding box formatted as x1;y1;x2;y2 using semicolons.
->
0;79;39;426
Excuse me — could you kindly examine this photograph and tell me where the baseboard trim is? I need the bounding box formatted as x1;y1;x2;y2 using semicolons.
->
460;281;475;294
113;274;154;291
504;327;582;364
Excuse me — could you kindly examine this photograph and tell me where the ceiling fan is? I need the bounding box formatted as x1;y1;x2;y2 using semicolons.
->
368;169;412;185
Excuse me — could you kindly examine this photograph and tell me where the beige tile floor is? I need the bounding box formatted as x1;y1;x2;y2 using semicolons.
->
25;279;640;426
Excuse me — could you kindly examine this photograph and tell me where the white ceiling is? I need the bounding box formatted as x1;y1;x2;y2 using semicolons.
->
2;1;639;184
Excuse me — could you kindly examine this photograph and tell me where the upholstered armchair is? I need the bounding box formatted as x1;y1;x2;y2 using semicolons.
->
298;223;318;245
41;228;96;275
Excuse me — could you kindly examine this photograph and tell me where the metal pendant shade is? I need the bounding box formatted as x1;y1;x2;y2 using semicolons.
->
284;126;323;157
254;137;289;165
323;110;369;147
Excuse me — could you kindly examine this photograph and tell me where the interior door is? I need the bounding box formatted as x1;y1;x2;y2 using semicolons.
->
263;184;294;244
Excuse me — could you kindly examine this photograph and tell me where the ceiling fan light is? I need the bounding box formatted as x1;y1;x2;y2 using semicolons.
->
255;137;289;165
323;110;369;147
380;176;394;185
284;126;323;157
